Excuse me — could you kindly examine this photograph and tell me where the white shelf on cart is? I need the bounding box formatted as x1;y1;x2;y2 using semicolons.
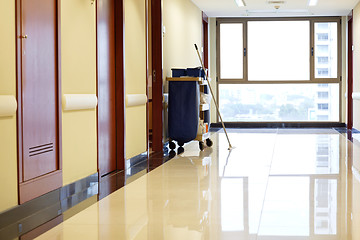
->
195;132;210;141
200;103;209;111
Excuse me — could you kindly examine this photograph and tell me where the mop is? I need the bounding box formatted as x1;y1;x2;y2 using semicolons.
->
194;44;234;150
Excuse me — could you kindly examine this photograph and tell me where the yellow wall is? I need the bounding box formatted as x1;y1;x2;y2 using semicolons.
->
163;0;203;79
61;0;98;185
354;3;360;130
0;0;18;212
209;18;217;123
125;0;147;159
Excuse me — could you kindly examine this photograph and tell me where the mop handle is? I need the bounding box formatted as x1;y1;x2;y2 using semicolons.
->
194;44;232;149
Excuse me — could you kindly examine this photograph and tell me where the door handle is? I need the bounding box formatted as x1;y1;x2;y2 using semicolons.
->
20;35;28;39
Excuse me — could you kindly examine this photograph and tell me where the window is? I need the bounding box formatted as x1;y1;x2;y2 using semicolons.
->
318;103;329;110
314;22;338;79
317;68;329;76
219;84;339;122
317;45;329;54
217;17;341;122
317;23;329;29
248;21;310;81
318;92;329;99
220;23;244;79
318;57;329;64
317;115;329;121
317;33;329;41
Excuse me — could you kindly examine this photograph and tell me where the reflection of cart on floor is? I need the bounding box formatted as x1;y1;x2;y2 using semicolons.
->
166;67;213;154
166;147;213;232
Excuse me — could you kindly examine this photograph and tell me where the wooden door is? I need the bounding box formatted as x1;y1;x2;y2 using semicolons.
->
17;0;62;203
348;12;353;130
202;12;209;69
97;0;117;176
151;0;163;152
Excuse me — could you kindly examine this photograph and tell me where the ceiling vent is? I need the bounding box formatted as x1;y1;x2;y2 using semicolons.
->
267;0;286;4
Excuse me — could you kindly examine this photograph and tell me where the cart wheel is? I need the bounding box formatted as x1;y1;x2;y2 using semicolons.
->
169;150;176;158
199;141;205;151
178;142;184;147
206;138;213;147
177;146;184;154
169;141;176;150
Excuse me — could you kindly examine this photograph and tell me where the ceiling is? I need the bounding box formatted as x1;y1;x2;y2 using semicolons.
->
191;0;359;17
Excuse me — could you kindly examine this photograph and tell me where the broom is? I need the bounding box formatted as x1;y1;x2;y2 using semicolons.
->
194;44;234;150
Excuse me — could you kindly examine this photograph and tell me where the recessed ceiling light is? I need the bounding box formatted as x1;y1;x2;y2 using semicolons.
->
308;0;318;6
235;0;246;7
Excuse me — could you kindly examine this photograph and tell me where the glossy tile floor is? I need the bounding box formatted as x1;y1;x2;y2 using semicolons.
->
36;129;360;239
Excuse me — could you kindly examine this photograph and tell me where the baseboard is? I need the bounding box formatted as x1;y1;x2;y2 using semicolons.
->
352;128;360;133
125;152;148;169
0;172;98;240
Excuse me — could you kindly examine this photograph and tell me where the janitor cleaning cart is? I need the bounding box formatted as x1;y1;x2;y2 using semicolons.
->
166;67;213;154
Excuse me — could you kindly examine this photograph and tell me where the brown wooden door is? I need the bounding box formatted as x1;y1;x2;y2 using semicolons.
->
97;0;117;176
202;12;209;69
21;0;58;181
17;0;62;203
151;0;164;152
348;12;353;130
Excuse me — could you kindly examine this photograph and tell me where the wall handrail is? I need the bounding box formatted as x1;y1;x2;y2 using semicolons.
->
0;95;17;117
126;94;147;107
62;94;98;111
353;92;360;101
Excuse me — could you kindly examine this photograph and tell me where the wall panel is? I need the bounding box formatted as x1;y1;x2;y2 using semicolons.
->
0;0;18;212
124;0;147;159
60;0;97;185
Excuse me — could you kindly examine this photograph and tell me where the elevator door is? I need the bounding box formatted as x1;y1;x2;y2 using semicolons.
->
21;0;59;181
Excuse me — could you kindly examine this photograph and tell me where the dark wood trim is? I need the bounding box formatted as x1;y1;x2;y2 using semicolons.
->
348;12;353;130
19;170;62;204
202;11;209;69
115;0;125;170
16;0;63;204
96;0;100;175
146;0;149;155
57;0;63;171
16;0;23;185
151;0;164;152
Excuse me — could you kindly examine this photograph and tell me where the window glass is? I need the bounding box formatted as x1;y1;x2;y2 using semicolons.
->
219;84;339;122
314;22;338;78
318;57;329;64
248;21;310;81
220;23;243;79
317;92;329;99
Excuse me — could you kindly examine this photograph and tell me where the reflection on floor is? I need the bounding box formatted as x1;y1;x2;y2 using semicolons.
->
36;129;360;239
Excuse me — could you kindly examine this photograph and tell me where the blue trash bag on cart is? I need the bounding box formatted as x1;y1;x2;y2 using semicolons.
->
168;81;199;145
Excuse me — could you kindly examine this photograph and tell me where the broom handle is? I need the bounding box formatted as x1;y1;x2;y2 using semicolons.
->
194;44;232;149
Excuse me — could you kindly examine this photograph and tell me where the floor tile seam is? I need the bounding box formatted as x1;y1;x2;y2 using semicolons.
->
255;128;279;240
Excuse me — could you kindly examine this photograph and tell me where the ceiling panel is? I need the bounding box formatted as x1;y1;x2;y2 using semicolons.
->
191;0;359;17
